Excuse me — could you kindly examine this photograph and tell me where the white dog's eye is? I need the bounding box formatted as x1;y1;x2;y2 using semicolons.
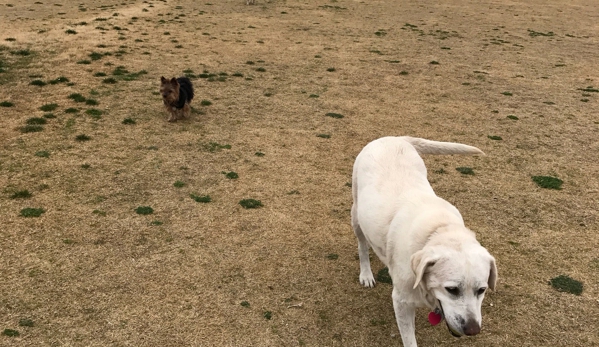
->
476;288;487;296
445;287;460;296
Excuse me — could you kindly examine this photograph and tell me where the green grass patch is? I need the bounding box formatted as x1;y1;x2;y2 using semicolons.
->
528;29;554;37
429;60;440;65
325;112;344;119
103;77;117;84
578;86;599;93
488;135;503;140
263;311;272;320
326;253;338;260
68;93;86;102
326;67;336;72
507;115;519;120
35;150;50;158
40;103;58;111
18;319;34;327
2;329;19;337
10;190;32;199
376;267;392;284
11;49;31;56
240;301;250;307
20;207;45;217
94;72;107;77
456;167;474;175
190;194;211;203
20;125;44;133
135;206;154;215
85;109;103;117
26;117;47;125
121;69;148;81
200;100;212;106
532;176;563;190
202;142;231;152
77;60;91;64
65;29;77;34
85;99;99;106
89;52;103;60
255;67;266;72
75;134;91;141
0;101;14;107
112;66;128;75
64;108;79;113
550;275;583;295
239;199;262;209
173;180;185;188
224;171;238;179
30;79;46;86
501;91;513;96
122;118;136;124
255;151;265;157
49;76;69;84
316;134;331;139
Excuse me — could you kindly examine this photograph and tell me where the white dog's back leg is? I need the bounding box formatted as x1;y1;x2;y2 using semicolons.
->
352;202;376;287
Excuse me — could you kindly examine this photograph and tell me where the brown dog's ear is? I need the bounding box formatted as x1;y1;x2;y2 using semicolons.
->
488;256;498;291
161;76;167;82
411;250;439;290
170;77;178;86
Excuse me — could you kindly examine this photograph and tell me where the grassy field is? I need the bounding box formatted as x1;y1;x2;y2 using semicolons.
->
1;0;598;346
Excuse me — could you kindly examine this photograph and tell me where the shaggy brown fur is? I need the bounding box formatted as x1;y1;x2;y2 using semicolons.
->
160;76;194;122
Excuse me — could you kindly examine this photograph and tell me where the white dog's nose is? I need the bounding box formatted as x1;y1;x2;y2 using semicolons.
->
463;320;481;336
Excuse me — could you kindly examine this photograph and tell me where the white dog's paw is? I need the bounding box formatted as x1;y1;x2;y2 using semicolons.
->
359;272;376;288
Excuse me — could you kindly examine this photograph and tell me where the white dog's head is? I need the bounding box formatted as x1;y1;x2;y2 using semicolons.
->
411;235;497;337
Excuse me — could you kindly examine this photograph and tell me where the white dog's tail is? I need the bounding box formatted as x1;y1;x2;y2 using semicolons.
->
404;137;485;156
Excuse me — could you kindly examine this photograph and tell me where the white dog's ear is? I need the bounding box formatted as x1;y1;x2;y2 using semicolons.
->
488;256;498;291
411;250;439;290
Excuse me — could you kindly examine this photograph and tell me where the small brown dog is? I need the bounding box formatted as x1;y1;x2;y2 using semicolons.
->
160;76;194;122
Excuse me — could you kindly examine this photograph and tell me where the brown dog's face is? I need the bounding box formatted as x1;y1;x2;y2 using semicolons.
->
160;76;179;104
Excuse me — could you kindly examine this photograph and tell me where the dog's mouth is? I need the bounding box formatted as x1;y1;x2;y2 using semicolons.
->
447;323;461;338
438;302;462;338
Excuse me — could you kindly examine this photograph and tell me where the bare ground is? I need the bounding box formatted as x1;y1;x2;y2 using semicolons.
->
0;0;598;346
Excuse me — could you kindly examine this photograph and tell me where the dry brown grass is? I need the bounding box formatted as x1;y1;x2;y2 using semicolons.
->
1;0;598;346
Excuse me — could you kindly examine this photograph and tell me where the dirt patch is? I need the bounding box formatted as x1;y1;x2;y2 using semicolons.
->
1;0;598;346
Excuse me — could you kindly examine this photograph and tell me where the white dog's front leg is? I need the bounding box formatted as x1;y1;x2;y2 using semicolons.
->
392;289;418;347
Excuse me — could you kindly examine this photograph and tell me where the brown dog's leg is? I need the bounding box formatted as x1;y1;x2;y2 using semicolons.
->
182;103;191;119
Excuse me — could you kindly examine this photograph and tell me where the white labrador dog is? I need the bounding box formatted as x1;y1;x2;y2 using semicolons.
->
351;136;497;347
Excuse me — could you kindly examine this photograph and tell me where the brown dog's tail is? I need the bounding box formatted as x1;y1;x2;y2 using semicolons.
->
177;77;194;102
403;136;485;156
